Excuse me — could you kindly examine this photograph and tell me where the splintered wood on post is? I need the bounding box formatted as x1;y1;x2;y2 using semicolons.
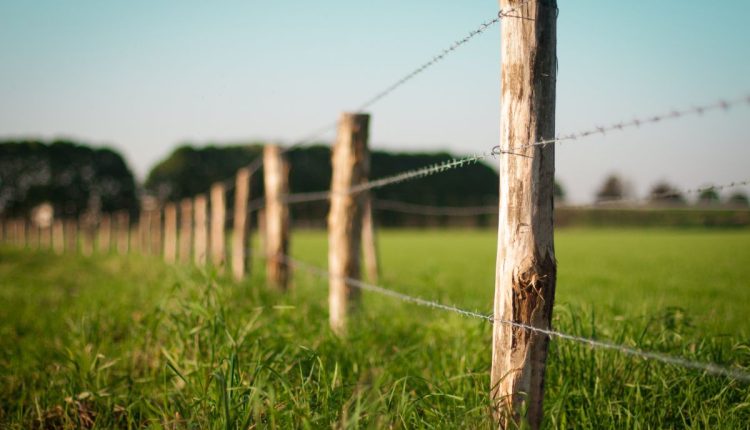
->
210;183;226;270
232;167;251;281
328;112;370;334
194;194;208;266
263;145;290;290
491;1;558;428
179;199;193;264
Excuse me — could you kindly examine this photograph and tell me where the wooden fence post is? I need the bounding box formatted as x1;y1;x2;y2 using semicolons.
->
138;210;149;254
97;214;111;253
210;183;226;270
114;211;129;255
80;215;94;256
53;220;64;254
64;219;77;253
232;168;252;280
328;113;370;334
149;208;162;256
18;219;27;248
29;222;39;250
164;203;178;264
491;1;558;428
263;145;290;290
194;194;208;266
179;199;193;264
361;196;380;282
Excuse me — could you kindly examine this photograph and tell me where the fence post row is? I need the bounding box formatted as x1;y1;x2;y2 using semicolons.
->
149;208;162;256
232;167;252;281
210;182;226;270
193;194;208;266
491;0;558;428
263;144;291;290
179;198;193;264
328;112;370;334
164;203;178;264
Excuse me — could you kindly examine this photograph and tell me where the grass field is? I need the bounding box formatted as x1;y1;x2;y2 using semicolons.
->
1;228;749;428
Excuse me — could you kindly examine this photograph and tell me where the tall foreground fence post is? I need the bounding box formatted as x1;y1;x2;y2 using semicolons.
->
263;144;290;290
491;1;558;428
194;194;208;266
164;203;178;264
179;199;193;264
210;183;226;269
232;167;251;280
328;112;370;334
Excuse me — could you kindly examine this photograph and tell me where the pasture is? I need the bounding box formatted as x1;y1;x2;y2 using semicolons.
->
1;228;749;428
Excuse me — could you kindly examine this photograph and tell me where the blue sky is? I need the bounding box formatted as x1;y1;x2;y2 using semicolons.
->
1;0;748;202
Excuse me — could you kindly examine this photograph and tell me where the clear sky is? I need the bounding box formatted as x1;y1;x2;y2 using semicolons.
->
1;0;748;203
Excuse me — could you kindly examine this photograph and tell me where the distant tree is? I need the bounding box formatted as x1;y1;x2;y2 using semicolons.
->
553;180;565;202
649;181;685;205
595;174;626;203
697;188;720;206
727;191;749;208
0;140;137;217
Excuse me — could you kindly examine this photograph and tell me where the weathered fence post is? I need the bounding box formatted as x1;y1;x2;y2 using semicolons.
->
164;203;178;264
194;194;208;266
491;1;558;428
232;168;251;280
53;220;64;254
210;183;226;270
116;211;130;255
98;214;111;253
263;145;290;290
179;199;193;264
361;196;380;282
328;113;370;334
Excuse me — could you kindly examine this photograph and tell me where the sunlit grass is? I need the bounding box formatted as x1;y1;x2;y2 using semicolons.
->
1;228;749;428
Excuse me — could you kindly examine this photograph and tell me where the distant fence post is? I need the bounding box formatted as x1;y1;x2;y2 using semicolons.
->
98;214;111;253
149;208;162;256
164;203;178;264
79;214;94;256
232;167;251;280
53;220;64;254
194;194;208;266
210;183;226;270
116;211;130;255
263;144;290;290
40;223;52;250
138;209;150;254
491;1;558;428
29;222;39;250
64;219;77;253
328;112;370;334
179;198;193;264
361;196;379;282
18;219;27;248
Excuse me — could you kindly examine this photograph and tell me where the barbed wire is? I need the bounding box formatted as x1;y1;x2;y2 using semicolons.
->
373;199;497;216
267;251;750;383
498;95;750;155
356;1;531;111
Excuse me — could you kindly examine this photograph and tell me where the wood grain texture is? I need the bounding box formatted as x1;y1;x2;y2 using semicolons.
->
491;1;558;428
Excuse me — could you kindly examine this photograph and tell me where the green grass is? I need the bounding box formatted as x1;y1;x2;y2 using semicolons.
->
1;228;749;428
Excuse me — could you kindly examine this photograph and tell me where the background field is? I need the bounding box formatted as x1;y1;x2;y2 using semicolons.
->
1;228;749;428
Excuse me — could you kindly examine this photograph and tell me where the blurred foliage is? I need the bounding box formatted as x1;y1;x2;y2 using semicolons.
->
0;140;137;217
